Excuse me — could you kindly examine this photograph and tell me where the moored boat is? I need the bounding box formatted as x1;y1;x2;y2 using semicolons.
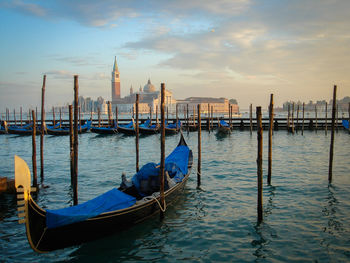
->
217;119;231;134
165;120;181;135
15;134;193;253
117;120;136;135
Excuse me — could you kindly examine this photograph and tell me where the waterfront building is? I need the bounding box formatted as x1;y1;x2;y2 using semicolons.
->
177;97;239;114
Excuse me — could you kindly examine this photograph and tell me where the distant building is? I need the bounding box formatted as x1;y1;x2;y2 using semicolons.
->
111;57;176;114
111;56;121;102
177;97;239;114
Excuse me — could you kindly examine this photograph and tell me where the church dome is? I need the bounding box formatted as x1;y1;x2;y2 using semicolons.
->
144;79;156;93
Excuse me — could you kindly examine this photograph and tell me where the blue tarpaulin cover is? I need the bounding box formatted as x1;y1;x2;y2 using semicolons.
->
166;120;181;129
46;188;136;229
220;120;229;127
343;120;349;129
132;144;189;195
140;119;151;128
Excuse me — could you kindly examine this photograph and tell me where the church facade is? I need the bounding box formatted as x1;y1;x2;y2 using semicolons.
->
111;57;176;114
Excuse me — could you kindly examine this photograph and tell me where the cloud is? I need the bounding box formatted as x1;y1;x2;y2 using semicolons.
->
1;0;250;27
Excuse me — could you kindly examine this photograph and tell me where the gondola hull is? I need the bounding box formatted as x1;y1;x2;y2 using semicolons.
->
90;126;118;134
165;127;180;135
118;126;136;135
8;128;42;135
46;127;88;135
25;174;190;252
217;126;231;135
139;126;159;134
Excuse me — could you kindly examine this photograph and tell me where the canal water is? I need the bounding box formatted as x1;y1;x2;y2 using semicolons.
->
0;129;349;262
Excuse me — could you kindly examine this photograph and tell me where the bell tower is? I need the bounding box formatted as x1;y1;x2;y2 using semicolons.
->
111;56;120;101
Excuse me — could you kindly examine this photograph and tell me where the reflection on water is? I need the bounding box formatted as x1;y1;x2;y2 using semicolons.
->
0;131;350;262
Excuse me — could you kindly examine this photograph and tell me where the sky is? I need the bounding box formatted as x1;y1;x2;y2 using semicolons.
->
0;0;350;112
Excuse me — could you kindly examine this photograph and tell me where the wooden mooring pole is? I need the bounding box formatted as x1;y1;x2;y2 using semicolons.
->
315;105;318;133
256;106;263;223
52;106;55;126
135;94;139;172
287;104;290;132
40;75;46;181
197;104;201;187
69;105;74;186
325;103;328;135
73;76;79;205
160;83;166;217
249;104;253;135
302;102;305;135
31;110;37;189
59;107;62;128
20;107;22;127
14;109;16;126
328;85;337;183
296;104;300;133
268;94;273;185
291;103;295;134
98;107;101;127
115;106;118;127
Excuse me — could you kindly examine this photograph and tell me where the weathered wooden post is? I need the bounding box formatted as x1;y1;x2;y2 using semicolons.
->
14;109;17;126
73;75;79;205
52;106;55;126
302;103;305;135
229;103;231;128
256;106;263;223
135;94;139;172
250;104;253;135
160;83;166;217
79;106;82;133
108;101;112;127
291;102;295;134
59;107;62;128
268;94;274;185
336;105;339;133
69;105;74;186
193;105;196;127
328;85;337;183
207;103;210;133
186;104;189;132
287;102;290;132
20;107;22;127
150;105;152;123
115;106;119;127
325;103;328;135
197;104;201;186
31;110;37;188
211;105;214;130
315;105;318;132
296;104;299;133
40;75;46;181
176;103;178;129
166;106;169;123
348;102;350;133
98;107;101;127
156;105;158;126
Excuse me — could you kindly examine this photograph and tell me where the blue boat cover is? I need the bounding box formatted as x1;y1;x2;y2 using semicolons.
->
220;120;229;127
166;120;181;129
342;120;349;129
132;144;189;196
46;188;136;229
140;119;151;128
119;121;134;128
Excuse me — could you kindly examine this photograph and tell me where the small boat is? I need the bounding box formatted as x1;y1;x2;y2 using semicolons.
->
165;120;181;135
217;119;231;134
117;120;136;135
15;134;193;253
90;122;118;135
0;121;8;134
342;120;349;130
139;119;159;135
7;122;61;136
46;121;91;136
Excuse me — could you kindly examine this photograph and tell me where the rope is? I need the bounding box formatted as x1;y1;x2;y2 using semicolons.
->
36;227;47;249
143;193;167;212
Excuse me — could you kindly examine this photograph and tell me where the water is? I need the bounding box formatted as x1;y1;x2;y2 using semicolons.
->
1;129;350;262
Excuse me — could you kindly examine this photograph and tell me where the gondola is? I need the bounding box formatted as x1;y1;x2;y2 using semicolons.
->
8;125;43;135
217;119;231;134
165;120;181;135
117;120;136;135
0;121;8;134
139;119;159;135
90;122;118;135
342;120;349;130
46;121;91;136
15;134;193;253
